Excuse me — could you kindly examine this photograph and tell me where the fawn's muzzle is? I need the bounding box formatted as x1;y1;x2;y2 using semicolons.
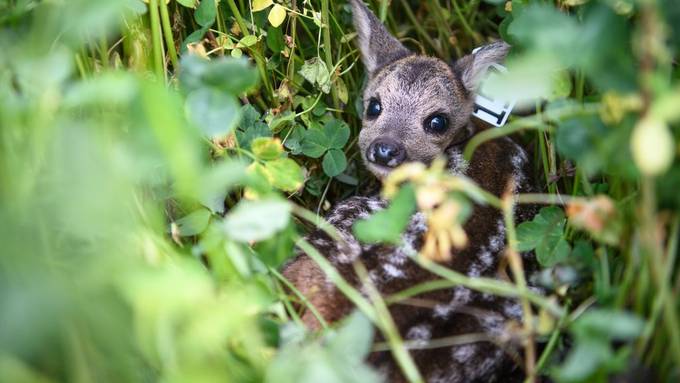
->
367;138;406;167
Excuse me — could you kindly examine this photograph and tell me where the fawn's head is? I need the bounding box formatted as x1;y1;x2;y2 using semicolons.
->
349;0;510;179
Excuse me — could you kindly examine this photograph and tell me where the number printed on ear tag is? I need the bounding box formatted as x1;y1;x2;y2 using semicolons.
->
472;62;516;128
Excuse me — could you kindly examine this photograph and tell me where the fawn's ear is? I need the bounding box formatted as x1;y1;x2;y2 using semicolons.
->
350;0;412;76
453;41;511;92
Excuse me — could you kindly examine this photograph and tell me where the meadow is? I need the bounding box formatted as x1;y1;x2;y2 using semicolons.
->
1;0;679;382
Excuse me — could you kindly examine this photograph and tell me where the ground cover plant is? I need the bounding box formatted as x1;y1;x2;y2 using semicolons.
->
1;0;679;382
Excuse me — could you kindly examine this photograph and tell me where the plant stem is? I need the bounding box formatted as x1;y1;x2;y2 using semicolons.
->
287;0;298;80
463;103;600;161
321;0;340;111
224;0;274;100
640;178;680;366
296;237;377;322
412;256;565;317
536;306;569;372
451;0;479;44
269;267;329;329
502;193;536;382
354;262;424;383
398;0;442;57
148;0;165;80
159;0;179;70
379;0;389;22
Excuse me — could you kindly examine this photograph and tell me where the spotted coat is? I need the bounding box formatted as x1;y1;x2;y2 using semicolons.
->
280;1;539;382
282;136;538;383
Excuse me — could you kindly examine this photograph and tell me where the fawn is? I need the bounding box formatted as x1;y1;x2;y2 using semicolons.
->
282;1;538;381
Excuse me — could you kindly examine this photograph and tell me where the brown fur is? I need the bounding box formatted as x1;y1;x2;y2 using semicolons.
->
281;1;537;382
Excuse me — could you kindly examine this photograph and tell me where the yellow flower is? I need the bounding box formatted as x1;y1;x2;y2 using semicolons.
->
420;200;468;262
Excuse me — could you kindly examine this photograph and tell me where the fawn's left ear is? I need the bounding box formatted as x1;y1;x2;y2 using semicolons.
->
453;41;511;92
349;0;412;76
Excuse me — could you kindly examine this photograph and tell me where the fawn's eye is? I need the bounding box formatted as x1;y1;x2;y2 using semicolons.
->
424;114;449;134
366;98;382;118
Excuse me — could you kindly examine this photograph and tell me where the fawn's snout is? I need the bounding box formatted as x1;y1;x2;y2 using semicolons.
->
367;138;406;168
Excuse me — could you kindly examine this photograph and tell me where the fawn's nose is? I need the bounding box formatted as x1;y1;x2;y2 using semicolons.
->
367;138;406;167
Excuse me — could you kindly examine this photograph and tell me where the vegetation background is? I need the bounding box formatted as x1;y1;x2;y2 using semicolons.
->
1;0;679;382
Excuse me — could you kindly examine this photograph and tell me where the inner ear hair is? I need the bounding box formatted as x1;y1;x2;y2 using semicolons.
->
350;0;412;76
453;41;511;92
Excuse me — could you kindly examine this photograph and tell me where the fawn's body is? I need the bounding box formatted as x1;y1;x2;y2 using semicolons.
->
283;1;538;381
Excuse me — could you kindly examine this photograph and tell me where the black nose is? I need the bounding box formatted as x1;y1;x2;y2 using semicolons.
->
367;138;406;167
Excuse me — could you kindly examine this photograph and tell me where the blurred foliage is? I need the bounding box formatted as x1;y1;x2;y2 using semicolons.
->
1;0;680;383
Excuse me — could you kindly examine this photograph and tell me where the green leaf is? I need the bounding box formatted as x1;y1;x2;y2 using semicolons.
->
237;121;271;149
266;26;285;52
185;88;241;138
516;206;569;267
264;158;305;192
555;113;636;178
268;4;286;27
324;119;350;149
299;57;331;94
251;137;284;161
172;208;212;236
322;149;347;177
283;124;305;155
199;160;248;214
301;128;328;158
300;119;349;159
573;309;645;340
327;312;374;362
238;35;259;48
180;55;258;95
252;0;273;12
353;184;417;244
204;58;258;94
269;111;295;133
335;77;349;104
545;238;571;267
194;0;216;27
508;4;579;57
483;52;561;108
181;26;210;52
176;0;198;7
240;104;262;129
551;338;612;382
224;199;291;242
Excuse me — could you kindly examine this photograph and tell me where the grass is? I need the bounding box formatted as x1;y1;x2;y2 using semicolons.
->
1;0;680;383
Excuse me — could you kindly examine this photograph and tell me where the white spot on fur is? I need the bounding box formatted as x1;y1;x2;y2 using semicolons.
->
394;212;427;264
367;198;385;211
467;263;481;277
433;287;472;318
480;314;505;336
448;148;469;175
429;369;462;383
333;231;362;264
506;138;529;193
487;219;506;252
475;349;504;377
503;301;523;320
478;249;493;267
406;324;432;342
382;263;405;279
452;344;476;363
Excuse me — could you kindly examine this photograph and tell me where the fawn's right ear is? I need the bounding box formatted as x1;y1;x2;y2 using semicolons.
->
350;0;412;76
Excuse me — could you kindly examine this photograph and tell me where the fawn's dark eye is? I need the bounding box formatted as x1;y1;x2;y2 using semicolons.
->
424;114;449;134
366;98;382;118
